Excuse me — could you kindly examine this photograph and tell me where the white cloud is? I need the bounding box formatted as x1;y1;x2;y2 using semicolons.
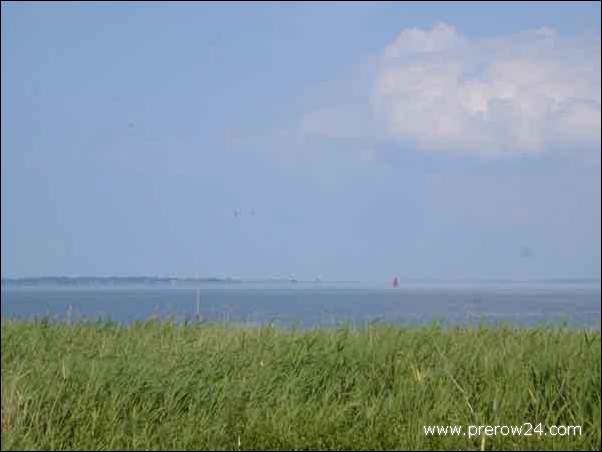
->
383;22;466;58
372;23;601;155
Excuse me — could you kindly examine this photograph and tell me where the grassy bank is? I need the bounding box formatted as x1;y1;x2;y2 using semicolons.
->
1;321;600;450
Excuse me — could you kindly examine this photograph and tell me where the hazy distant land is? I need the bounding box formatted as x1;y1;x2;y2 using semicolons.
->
1;276;600;288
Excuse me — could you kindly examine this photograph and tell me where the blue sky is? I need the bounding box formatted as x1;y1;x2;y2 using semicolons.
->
1;1;600;280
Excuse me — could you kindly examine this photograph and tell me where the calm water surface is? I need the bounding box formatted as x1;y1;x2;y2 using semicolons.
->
1;282;600;328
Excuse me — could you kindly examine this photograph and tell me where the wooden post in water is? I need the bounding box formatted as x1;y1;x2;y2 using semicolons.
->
195;288;201;321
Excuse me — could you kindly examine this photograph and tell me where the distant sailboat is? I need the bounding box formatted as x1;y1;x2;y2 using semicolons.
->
392;276;399;288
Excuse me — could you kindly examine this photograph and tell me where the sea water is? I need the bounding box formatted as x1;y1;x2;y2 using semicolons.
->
1;281;600;328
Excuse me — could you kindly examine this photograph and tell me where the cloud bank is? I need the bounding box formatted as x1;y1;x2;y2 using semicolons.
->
372;22;601;156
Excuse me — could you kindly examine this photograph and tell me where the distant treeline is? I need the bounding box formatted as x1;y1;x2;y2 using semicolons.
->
1;276;599;287
0;277;237;286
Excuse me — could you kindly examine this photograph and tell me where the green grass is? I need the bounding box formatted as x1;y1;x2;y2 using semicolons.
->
1;320;600;450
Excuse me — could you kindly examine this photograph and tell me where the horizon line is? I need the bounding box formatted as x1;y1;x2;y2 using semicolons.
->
1;275;600;283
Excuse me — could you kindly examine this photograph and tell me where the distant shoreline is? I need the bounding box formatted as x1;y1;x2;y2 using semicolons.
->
1;276;600;287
